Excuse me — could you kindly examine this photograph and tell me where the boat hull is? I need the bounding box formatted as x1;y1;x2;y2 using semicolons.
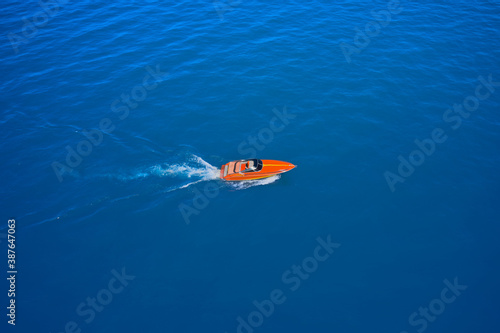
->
220;159;295;181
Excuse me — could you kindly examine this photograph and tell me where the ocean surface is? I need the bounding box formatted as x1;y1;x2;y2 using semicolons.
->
1;1;499;332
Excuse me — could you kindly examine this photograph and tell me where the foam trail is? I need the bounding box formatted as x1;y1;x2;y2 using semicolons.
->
149;156;218;180
164;178;206;193
121;154;220;192
28;156;220;228
110;154;219;182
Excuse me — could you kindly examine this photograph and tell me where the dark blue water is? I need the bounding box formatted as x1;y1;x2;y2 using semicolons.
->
1;1;500;332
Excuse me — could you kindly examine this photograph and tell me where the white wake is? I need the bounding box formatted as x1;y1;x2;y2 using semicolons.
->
110;155;219;191
148;155;219;181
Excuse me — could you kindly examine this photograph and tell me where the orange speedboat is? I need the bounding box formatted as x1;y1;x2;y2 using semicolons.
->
220;159;296;181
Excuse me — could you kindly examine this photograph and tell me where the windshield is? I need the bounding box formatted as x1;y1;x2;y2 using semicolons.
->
240;159;263;173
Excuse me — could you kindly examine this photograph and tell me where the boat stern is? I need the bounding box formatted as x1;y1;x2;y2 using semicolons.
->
220;163;229;179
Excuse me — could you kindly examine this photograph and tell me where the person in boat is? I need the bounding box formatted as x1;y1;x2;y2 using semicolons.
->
238;159;263;173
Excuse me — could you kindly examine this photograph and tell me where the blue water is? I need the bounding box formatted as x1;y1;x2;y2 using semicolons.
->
1;1;500;332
